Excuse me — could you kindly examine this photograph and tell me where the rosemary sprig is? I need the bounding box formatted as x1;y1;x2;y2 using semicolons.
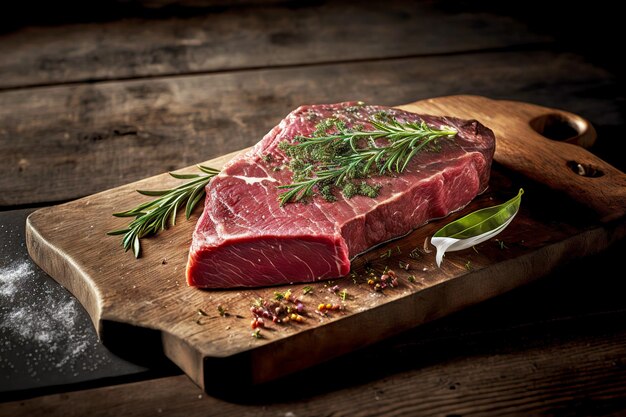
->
278;118;457;205
108;165;219;257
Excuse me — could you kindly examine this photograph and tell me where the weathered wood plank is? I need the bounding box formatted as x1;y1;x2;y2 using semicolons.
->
3;309;626;416
2;198;625;399
23;95;626;389
0;0;551;89
0;51;621;208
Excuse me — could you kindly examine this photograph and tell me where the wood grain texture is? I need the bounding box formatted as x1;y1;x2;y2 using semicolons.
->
4;310;626;416
2;0;624;410
25;96;626;391
0;0;551;89
0;51;620;208
399;96;626;222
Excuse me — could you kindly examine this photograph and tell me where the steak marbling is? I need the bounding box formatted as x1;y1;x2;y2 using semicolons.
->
186;102;495;288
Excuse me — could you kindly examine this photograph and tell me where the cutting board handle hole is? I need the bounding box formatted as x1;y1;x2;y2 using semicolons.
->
529;113;585;144
566;160;604;178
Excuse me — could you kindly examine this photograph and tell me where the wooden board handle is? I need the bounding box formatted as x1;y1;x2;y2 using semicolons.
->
400;96;626;222
512;110;626;222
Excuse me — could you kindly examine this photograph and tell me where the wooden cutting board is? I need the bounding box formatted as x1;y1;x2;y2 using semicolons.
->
26;95;626;392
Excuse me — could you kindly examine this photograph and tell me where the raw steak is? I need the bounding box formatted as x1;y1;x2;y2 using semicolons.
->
186;102;495;288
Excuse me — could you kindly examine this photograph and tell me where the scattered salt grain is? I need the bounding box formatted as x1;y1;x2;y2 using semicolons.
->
0;261;31;299
0;260;106;379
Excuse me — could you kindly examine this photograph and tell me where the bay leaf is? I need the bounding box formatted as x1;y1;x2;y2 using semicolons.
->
431;188;524;267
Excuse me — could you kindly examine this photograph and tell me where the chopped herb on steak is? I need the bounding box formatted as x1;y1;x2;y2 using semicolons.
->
186;102;495;288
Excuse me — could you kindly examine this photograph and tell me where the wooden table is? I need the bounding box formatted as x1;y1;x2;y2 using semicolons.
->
1;1;625;415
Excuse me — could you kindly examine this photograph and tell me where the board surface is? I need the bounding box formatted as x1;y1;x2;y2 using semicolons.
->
26;96;626;391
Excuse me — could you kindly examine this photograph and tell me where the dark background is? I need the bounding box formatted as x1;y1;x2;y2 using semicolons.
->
1;1;625;415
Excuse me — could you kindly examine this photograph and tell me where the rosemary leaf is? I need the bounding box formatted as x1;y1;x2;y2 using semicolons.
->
169;172;203;180
108;165;219;258
137;189;172;197
278;117;457;205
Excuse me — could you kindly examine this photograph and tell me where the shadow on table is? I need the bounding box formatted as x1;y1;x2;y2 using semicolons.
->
202;237;626;405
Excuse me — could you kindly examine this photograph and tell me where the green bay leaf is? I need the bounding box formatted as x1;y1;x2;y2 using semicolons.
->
431;188;524;267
